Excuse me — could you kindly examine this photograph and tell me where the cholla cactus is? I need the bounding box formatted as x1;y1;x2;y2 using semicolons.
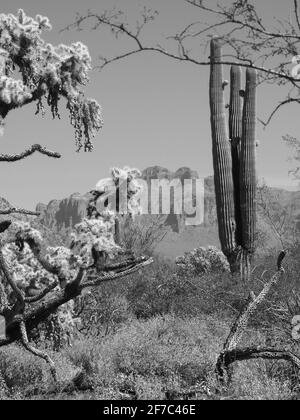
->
94;167;142;224
176;246;230;277
70;215;121;267
0;169;143;350
109;166;142;216
2;230;78;349
0;9;103;150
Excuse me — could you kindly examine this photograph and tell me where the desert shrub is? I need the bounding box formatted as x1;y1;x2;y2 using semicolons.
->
227;361;294;400
0;345;44;391
31;303;78;351
78;287;133;337
175;246;230;277
124;256;251;320
66;315;227;399
124;258;185;318
64;338;100;378
119;215;169;256
61;314;297;400
0;344;78;396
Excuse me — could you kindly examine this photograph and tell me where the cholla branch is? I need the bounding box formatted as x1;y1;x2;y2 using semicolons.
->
0;207;40;216
216;347;300;381
16;230;67;284
81;256;153;289
0;144;61;162
24;281;59;304
0;240;24;305
216;251;297;384
19;319;57;381
101;257;140;272
224;252;286;352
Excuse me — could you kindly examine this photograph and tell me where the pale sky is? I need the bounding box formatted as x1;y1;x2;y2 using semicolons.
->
0;0;299;210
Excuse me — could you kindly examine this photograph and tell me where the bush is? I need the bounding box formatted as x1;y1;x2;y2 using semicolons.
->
0;344;79;397
61;314;297;400
176;246;230;277
78;288;133;337
65;315;228;399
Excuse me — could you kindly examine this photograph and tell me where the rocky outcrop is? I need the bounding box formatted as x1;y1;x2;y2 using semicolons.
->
36;166;208;234
36;194;92;231
34;168;299;249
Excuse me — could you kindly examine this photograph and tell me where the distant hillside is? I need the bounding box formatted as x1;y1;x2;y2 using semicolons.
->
1;167;298;258
31;166;300;258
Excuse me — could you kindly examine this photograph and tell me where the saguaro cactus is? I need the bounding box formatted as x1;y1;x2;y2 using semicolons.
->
209;39;257;280
209;39;237;270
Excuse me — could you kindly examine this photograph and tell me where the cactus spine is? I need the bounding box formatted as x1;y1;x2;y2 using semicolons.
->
209;39;257;280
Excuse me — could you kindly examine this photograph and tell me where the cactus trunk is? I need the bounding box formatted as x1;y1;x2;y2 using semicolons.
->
229;65;243;247
209;39;237;268
209;39;257;280
240;68;257;280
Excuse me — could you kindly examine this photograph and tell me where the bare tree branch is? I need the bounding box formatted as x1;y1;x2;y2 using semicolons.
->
65;9;300;83
258;97;300;127
64;1;300;126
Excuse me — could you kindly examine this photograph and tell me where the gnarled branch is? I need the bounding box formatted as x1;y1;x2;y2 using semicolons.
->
19;319;57;381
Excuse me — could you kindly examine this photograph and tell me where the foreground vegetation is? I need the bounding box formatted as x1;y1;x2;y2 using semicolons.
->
1;245;299;400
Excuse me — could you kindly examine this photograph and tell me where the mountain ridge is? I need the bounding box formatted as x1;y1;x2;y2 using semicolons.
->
1;167;299;258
